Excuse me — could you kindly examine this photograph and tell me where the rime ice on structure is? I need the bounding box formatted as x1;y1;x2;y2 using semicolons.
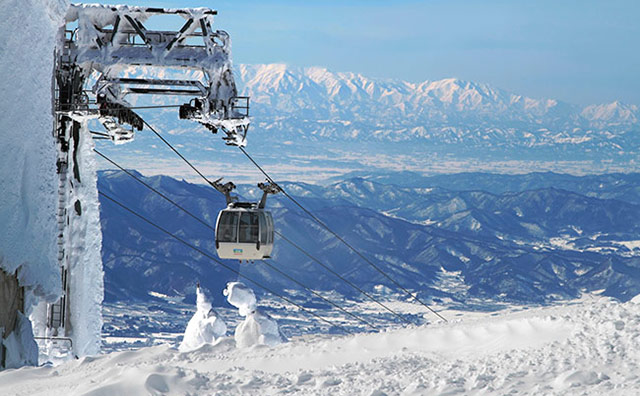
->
64;3;250;146
179;286;227;352
65;123;105;357
0;0;69;368
223;282;283;348
1;0;249;367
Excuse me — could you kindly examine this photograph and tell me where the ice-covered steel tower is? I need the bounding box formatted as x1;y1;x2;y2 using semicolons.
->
37;3;250;361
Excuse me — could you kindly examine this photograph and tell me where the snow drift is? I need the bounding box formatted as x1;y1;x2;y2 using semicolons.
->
2;295;638;395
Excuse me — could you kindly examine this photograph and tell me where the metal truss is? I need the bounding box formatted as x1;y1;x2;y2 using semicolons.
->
60;4;250;146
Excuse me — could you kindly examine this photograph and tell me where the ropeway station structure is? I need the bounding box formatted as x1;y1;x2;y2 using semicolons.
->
1;3;250;366
1;1;446;370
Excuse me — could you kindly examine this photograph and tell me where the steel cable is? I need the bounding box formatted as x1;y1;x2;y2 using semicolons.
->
98;190;353;335
238;146;447;323
95;150;381;331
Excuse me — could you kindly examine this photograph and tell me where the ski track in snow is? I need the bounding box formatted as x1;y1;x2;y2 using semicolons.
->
2;296;640;395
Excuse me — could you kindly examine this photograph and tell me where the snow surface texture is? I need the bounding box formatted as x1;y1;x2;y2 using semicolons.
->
0;0;68;303
179;286;226;352
224;282;283;348
2;296;639;395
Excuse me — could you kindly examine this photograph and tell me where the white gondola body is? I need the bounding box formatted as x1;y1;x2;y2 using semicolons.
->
215;206;274;260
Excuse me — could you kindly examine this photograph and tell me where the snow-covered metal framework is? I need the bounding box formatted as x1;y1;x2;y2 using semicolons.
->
60;4;250;144
45;3;249;356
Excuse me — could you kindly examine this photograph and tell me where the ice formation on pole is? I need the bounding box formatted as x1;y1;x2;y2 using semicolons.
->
223;282;283;348
0;0;69;367
179;286;227;352
65;123;105;357
28;122;104;362
0;0;66;302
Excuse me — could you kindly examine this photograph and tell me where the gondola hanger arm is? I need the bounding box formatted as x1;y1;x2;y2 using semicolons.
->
210;177;236;205
257;180;282;209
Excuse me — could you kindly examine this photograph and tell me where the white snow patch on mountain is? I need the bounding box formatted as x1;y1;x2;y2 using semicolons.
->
581;101;639;125
236;64;639;130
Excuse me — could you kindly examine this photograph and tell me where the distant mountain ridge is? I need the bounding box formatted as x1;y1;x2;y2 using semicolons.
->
112;64;639;175
237;64;639;137
327;171;640;204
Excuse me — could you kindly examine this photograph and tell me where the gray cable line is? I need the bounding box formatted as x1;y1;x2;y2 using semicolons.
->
94;149;382;331
238;146;448;323
99;190;353;335
274;230;412;325
94;148;212;230
98;111;430;326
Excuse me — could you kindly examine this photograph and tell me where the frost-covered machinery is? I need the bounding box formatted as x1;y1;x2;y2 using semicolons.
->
47;3;250;355
59;4;250;145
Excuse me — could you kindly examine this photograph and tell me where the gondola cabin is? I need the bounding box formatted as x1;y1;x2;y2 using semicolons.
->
215;202;274;260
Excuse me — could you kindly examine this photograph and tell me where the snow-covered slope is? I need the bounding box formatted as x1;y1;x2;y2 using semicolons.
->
114;63;639;152
581;101;639;126
114;63;640;178
239;64;580;123
2;295;639;395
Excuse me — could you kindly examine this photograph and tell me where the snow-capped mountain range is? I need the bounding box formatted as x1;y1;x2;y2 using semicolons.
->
236;64;638;144
105;63;640;179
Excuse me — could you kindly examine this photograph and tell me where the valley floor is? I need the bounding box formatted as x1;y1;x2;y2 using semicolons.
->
1;295;639;395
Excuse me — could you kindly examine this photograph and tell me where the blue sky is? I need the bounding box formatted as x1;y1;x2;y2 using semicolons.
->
93;0;639;105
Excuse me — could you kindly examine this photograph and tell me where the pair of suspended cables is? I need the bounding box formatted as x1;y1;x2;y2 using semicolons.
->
125;119;418;324
141;119;214;186
95;148;382;332
238;147;448;323
127;120;418;323
273;230;410;324
105;113;443;324
98;189;355;335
